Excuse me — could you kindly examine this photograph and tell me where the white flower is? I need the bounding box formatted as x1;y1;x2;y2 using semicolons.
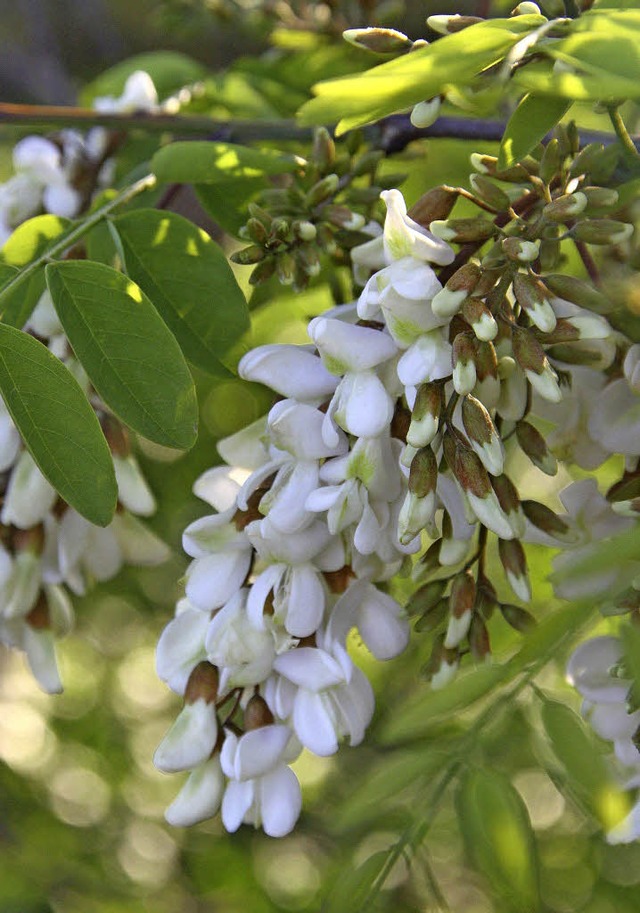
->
165;755;225;827
380;189;455;266
156;603;210;695
205;590;277;692
239;344;338;402
1;451;57;529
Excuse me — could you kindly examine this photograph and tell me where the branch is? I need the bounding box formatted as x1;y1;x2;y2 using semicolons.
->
0;102;634;154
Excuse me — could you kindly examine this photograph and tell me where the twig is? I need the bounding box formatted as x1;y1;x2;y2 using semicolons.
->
574;240;600;285
607;105;640;168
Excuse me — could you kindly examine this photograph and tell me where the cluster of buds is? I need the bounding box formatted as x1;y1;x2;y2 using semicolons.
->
0;71;159;242
231;127;403;290
0;73;171;691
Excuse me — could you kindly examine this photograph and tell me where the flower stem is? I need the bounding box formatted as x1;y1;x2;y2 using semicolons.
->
607;105;640;167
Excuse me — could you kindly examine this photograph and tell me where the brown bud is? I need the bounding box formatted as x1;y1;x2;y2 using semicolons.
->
26;592;50;630
582;186;619;209
516;420;557;475
185;661;219;706
543;273;613;315
469;613;491;661
12;524;45;555
305;174;339;207
244;694;274;730
312;127;335;170
574;219;633;246
428;14;484;34
474;340;499;381
453;446;492;499
231;245;266;266
475;574;498;619
511;325;547;375
500;603;537;632
450;571;476;618
101;413;130;457
343;26;413;54
406;578;448;616
498;538;531;602
409;446;438;498
569;143;604;179
607;472;640;504
462;394;495;448
461;297;498;341
245;217;268;245
414;597;449;633
502;237;540;263
521;499;575;541
408;187;458;226
469;173;511;211
431;217;497;244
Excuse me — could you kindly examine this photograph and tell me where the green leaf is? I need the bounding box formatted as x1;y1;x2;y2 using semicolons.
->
0;215;71;328
379;664;507;744
498;94;571;170
45;261;198;449
457;767;540;913
323;851;389;913
151;141;300;185
196;178;267;236
80;51;207;106
0;324;116;526
515;10;640;100
298;16;545;134
111;209;249;374
541;700;630;830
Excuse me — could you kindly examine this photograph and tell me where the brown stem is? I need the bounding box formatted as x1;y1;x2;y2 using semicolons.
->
573;239;600;285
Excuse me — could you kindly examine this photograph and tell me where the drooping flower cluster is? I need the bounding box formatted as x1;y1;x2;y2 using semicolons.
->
0;72;170;691
0;71;158;242
567;636;640;844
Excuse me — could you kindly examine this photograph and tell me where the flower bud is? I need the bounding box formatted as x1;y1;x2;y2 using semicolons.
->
490;474;526;538
540;138;561;184
444;571;476;648
452;333;478;395
543;274;612;315
414;597;449;632
462;394;504;476
453;446;515;538
249;258;276;285
408;187;457;226
305;174;339;207
469;613;491;662
427;14;483;34
432;262;482;318
245;217;268;245
500;603;537;632
185;661;219;706
543;192;587;221
352;150;384;176
512;1;541;14
461;297;498;341
582;186;619;209
539;314;610;343
607;471;640;505
568;143;604;179
407;382;443;447
521;499;578;543
276;251;296;285
498;538;531;602
511;325;562;402
406;578;448;616
231;245;266;265
538;238;561;272
469;174;511;211
470;153;529;183
431;217;496;243
244;693;275;730
501;237;540;263
476;574;498;619
423;634;459;689
439;511;470;566
343;26;413;54
516;420;557;475
413;538;444;578
574;220;633;245
512;273;557;333
312;126;335;170
399;448;438;543
292;220;317;241
410;97;441;129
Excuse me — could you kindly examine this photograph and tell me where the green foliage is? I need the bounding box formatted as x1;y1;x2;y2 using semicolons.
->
0;324;117;525
151;140;301;184
498;94;572;171
111;209;249;373
456;767;541;913
298;16;545;133
79;50;207;105
45;261;198;449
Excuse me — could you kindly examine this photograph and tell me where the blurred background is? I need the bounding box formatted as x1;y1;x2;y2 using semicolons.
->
1;2;640;912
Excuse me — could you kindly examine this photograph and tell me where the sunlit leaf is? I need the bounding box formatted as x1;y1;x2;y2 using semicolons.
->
498;94;571;170
0;324;116;525
151;141;301;184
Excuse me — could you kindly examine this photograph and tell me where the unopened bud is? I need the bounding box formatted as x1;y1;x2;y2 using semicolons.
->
544;192;588;222
516;420;557;475
521;499;578;543
295;244;321;277
432;262;481;318
352;150;384;177
502;237;540;263
408;382;443;447
312;127;335;170
101;413;131;457
453;447;514;538
470;153;529;183
411;97;441;129
316;223;337;254
231;244;266;265
569;143;604;179
490;474;526;538
185;661;219;705
511;325;562;402
461;297;498;341
544;273;612;315
582;186;619;209
469;174;511;211
452;333;478;395
574;219;633;245
498;538;531;602
244;694;275;730
469;613;491;661
409;446;438;498
431;217;496;243
439;511;470;566
476;574;498;619
245;217;268;245
305;174;339;207
424;635;459;689
462;394;504;476
540;313;610;343
407;578;448;616
540;138;561;184
414;538;443;578
276;251;296;285
444;571;476;647
343;26;413;54
414;596;449;632
512;272;557;333
248;202;273;227
249;258;276;285
501;603;536;632
427;14;483;34
323;205;364;230
293;220;317;241
512;1;541;14
408;187;458;226
538;238;561;272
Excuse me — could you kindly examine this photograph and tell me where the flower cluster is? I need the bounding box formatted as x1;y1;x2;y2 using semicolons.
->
0;71;158;242
567;635;640;844
0;72;170;691
156;170;640;836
